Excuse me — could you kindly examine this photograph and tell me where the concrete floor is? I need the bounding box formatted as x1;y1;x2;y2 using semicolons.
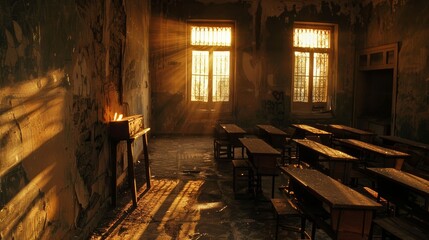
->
89;135;334;240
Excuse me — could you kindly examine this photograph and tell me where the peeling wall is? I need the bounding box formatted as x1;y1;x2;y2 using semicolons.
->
150;0;360;134
0;0;150;239
357;0;429;142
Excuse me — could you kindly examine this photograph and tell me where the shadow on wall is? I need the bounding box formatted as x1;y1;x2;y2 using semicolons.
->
0;70;80;239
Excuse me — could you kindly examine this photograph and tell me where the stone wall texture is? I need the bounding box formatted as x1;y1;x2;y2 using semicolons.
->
0;0;150;239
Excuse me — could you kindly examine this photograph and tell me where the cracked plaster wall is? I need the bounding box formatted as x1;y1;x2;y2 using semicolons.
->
357;0;429;142
0;0;150;239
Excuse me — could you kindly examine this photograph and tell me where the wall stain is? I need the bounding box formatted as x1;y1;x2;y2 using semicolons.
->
262;90;285;126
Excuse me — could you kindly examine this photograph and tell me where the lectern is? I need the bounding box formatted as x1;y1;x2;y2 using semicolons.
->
109;114;150;207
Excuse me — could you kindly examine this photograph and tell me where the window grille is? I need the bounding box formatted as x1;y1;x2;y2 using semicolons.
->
212;51;230;102
313;53;328;102
191;27;231;46
191;51;209;102
293;52;310;102
189;25;232;103
293;28;330;48
292;26;331;105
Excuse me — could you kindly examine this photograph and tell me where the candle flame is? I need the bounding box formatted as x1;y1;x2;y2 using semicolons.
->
113;112;123;121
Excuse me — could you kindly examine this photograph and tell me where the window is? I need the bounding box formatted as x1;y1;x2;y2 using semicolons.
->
292;23;336;113
188;23;234;111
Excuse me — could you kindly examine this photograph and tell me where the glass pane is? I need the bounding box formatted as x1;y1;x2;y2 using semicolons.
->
191;26;231;46
293;28;330;48
212;51;230;102
191;51;209;102
293;51;310;102
313;53;329;102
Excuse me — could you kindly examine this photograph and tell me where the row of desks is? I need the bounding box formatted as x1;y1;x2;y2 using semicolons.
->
221;123;413;185
219;122;429;239
281;125;427;239
219;122;424;197
282;166;429;239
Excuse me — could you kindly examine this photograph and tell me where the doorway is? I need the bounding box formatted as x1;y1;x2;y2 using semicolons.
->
355;69;393;135
354;43;398;135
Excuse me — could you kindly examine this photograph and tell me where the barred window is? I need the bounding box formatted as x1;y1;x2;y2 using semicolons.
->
191;27;231;46
189;24;232;103
292;24;335;112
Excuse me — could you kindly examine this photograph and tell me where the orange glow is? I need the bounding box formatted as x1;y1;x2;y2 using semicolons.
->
157;180;204;239
190;26;231;46
0;69;70;239
0;69;66;177
113;112;123;121
150;16;226;125
190;25;232;103
293;28;330;48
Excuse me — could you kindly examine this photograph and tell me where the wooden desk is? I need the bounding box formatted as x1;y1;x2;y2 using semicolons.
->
367;168;429;211
281;167;382;240
328;124;375;142
379;135;429;152
291;124;332;145
257;124;288;137
293;138;358;183
239;138;281;198
256;124;289;154
110;128;151;207
367;168;429;240
220;123;246;158
336;139;410;170
221;123;246;135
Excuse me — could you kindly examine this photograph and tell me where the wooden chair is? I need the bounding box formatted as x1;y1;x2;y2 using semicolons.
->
271;198;308;240
213;123;231;159
232;159;254;198
214;138;231;159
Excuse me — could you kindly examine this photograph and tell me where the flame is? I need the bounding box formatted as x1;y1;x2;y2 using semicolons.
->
113;112;124;121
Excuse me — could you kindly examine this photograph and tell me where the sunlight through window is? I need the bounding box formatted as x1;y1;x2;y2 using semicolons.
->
189;24;232;104
191;26;231;46
292;25;333;107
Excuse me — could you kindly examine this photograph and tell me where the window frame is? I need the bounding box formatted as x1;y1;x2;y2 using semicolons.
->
291;22;337;114
186;20;235;113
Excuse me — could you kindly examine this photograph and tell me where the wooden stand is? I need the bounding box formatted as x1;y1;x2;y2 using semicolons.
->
110;128;151;207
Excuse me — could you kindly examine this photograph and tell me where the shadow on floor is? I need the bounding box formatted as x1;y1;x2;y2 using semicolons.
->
89;135;331;240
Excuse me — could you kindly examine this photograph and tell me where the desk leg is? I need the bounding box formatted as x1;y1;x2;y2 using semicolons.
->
127;140;138;207
256;174;263;196
271;176;275;199
394;158;404;170
111;141;118;207
142;133;151;189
